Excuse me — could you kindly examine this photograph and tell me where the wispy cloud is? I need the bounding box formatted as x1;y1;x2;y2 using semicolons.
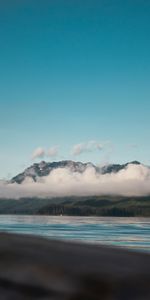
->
32;146;59;160
32;147;45;160
47;146;59;158
72;140;104;156
127;144;139;149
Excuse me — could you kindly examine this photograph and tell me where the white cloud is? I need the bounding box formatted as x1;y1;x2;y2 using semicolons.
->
32;147;45;160
0;163;150;198
32;146;59;160
72;140;104;156
47;146;59;158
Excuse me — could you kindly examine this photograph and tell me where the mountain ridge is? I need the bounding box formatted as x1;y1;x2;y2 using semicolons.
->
11;160;142;184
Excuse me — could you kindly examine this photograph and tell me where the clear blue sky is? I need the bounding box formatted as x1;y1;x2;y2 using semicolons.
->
0;0;150;178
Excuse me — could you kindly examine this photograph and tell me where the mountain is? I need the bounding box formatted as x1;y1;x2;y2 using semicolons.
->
100;160;141;174
10;160;141;184
11;160;95;184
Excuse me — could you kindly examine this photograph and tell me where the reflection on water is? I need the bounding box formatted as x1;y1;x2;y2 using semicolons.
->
0;215;150;252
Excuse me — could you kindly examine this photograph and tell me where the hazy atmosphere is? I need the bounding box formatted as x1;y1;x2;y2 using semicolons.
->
0;163;150;198
0;1;150;200
0;0;150;180
0;3;150;296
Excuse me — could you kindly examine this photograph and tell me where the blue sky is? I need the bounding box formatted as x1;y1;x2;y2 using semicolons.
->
0;0;150;178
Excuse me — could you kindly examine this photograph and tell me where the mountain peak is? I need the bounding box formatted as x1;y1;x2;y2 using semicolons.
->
10;160;142;184
11;160;95;184
129;160;140;165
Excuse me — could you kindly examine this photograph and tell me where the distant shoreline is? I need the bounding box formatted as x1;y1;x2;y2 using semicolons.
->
0;195;150;217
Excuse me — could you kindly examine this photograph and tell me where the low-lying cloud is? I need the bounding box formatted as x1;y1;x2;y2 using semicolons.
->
0;163;150;199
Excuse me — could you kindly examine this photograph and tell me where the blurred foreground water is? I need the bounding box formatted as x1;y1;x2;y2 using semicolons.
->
0;215;150;252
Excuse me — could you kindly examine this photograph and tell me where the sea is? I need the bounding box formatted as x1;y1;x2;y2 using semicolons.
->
0;215;150;253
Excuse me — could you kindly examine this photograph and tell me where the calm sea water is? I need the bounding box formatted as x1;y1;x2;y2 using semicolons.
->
0;215;150;252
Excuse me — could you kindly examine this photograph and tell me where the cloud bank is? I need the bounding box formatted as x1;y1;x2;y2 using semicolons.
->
0;163;150;199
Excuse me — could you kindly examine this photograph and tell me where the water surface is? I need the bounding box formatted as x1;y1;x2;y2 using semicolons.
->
0;215;150;252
